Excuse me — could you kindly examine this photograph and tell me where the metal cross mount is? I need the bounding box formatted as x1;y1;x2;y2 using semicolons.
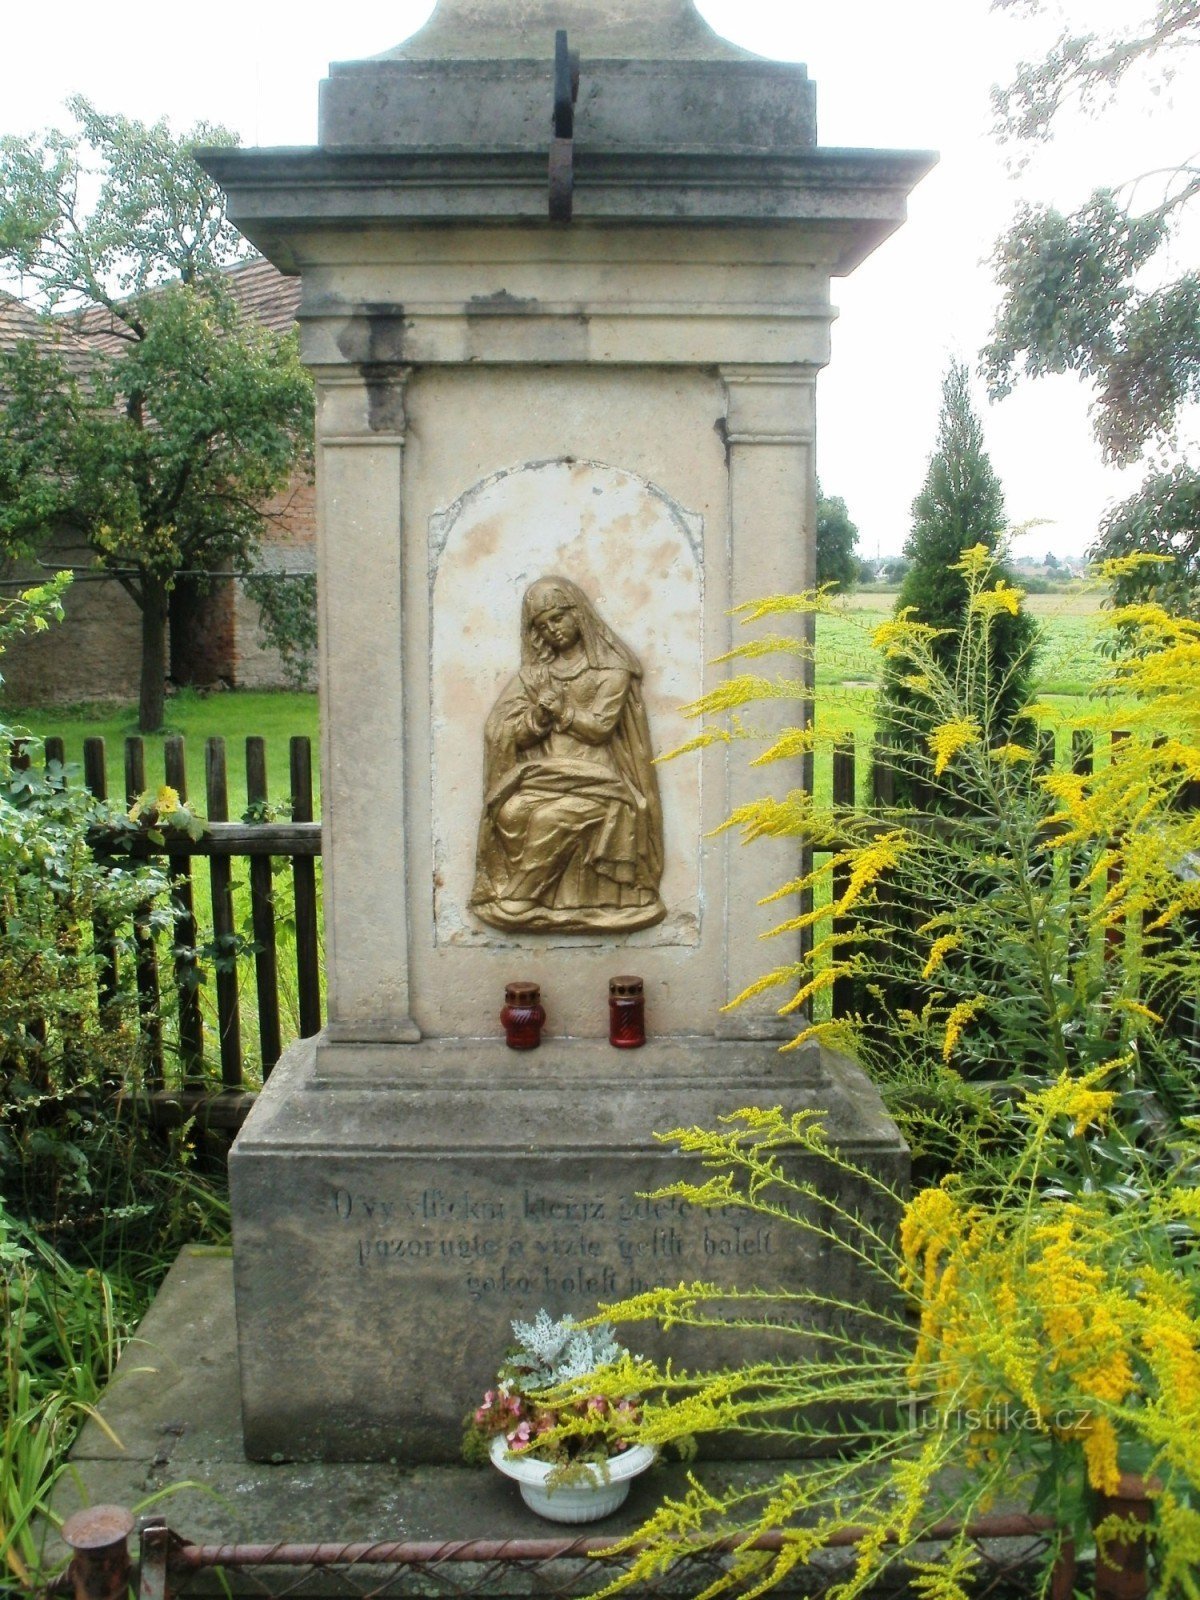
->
549;28;580;221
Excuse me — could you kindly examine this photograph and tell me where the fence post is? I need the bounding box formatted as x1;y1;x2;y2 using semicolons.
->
164;736;205;1083
1092;1474;1155;1600
124;737;164;1088
61;1505;134;1600
82;738;119;1019
246;737;283;1077
136;1515;172;1600
290;736;322;1039
831;736;856;1019
205;737;244;1090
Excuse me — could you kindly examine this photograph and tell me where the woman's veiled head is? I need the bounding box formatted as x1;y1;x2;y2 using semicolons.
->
520;575;642;676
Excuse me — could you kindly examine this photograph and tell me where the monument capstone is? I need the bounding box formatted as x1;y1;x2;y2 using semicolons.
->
203;0;934;1464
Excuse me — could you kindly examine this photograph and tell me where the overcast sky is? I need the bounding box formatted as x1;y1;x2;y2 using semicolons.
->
4;0;1194;560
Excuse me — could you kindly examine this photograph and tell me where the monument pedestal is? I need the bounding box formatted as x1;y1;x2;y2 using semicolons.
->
232;1034;906;1462
205;0;931;1469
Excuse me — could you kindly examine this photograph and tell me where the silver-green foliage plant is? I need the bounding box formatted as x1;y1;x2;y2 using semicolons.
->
509;1310;624;1388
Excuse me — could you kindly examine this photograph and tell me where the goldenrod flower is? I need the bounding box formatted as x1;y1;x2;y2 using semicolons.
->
1082;1416;1122;1495
927;719;980;776
942;996;986;1061
1021;1069;1115;1135
969;581;1023;619
922;933;962;979
992;742;1033;764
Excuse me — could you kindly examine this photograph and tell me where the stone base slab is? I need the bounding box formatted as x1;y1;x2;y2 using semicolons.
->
231;1035;907;1463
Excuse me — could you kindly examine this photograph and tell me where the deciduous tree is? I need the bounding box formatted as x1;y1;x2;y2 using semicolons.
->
815;483;859;592
983;0;1200;608
0;98;313;730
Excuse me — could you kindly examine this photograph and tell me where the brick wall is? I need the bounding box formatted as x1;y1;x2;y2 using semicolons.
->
0;533;142;705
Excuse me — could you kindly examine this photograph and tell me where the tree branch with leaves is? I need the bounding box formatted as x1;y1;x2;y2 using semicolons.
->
0;99;313;729
983;1;1200;611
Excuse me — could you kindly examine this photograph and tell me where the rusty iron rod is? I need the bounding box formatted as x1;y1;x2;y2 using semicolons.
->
1093;1473;1155;1600
168;1512;1058;1570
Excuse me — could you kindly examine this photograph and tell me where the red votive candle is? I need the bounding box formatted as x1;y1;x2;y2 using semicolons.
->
608;975;646;1048
501;981;545;1050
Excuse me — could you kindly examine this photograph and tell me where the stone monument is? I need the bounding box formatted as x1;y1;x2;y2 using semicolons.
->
203;0;933;1464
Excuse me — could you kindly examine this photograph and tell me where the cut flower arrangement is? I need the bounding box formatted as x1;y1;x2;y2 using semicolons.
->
464;1310;656;1521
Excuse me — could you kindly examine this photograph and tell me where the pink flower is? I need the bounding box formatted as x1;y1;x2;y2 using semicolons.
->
586;1396;608;1415
506;1420;534;1448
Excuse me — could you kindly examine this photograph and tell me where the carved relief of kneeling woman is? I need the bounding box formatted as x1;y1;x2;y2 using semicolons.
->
470;576;666;933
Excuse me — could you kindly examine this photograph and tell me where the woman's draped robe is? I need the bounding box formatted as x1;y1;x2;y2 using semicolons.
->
470;656;665;933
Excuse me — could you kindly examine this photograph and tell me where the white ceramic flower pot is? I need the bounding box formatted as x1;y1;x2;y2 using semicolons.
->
489;1435;656;1523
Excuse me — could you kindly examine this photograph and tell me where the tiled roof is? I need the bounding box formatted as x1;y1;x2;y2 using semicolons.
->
0;290;93;376
220;255;301;332
71;255;301;359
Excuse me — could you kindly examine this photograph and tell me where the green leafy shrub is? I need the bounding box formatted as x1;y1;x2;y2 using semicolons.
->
677;548;1200;1177
546;556;1200;1595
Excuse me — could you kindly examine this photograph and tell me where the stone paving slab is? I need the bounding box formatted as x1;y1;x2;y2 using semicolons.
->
47;1250;779;1588
47;1250;1049;1598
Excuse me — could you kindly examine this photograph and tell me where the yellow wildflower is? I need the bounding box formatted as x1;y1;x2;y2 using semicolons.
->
1141;1304;1200;1412
836;831;907;917
969;581;1023;619
1021;1069;1115;1135
1112;999;1163;1025
871;612;946;657
156;785;182;815
941;996;986;1061
922;933;962;979
950;544;993;577
1082;1416;1121;1495
992;742;1033;764
900;1183;960;1286
927;719;980;777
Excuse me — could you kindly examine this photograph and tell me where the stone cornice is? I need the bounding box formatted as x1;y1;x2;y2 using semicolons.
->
200;145;936;276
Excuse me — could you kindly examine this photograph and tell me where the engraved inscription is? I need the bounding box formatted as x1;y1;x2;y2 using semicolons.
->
324;1182;772;1305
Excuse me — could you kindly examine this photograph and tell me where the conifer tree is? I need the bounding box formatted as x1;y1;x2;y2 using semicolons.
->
876;361;1036;803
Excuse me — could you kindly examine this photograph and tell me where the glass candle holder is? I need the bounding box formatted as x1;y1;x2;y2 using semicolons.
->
501;981;545;1050
608;975;646;1049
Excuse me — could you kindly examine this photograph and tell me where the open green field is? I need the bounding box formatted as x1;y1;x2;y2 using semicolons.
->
0;688;321;815
2;584;1115;816
801;582;1111;800
0;583;1125;1079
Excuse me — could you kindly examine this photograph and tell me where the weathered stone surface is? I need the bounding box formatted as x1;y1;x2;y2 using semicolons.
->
318;0;815;156
50;1251;797;1588
378;0;757;62
319;59;817;155
200;0;930;1473
232;1037;907;1463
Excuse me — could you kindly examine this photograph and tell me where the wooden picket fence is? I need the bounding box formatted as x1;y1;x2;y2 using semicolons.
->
63;732;322;1129
23;724;1197;1131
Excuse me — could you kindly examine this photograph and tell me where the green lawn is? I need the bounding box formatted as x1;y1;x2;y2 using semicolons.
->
1;688;320;815
0;585;1127;1084
2;584;1115;818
